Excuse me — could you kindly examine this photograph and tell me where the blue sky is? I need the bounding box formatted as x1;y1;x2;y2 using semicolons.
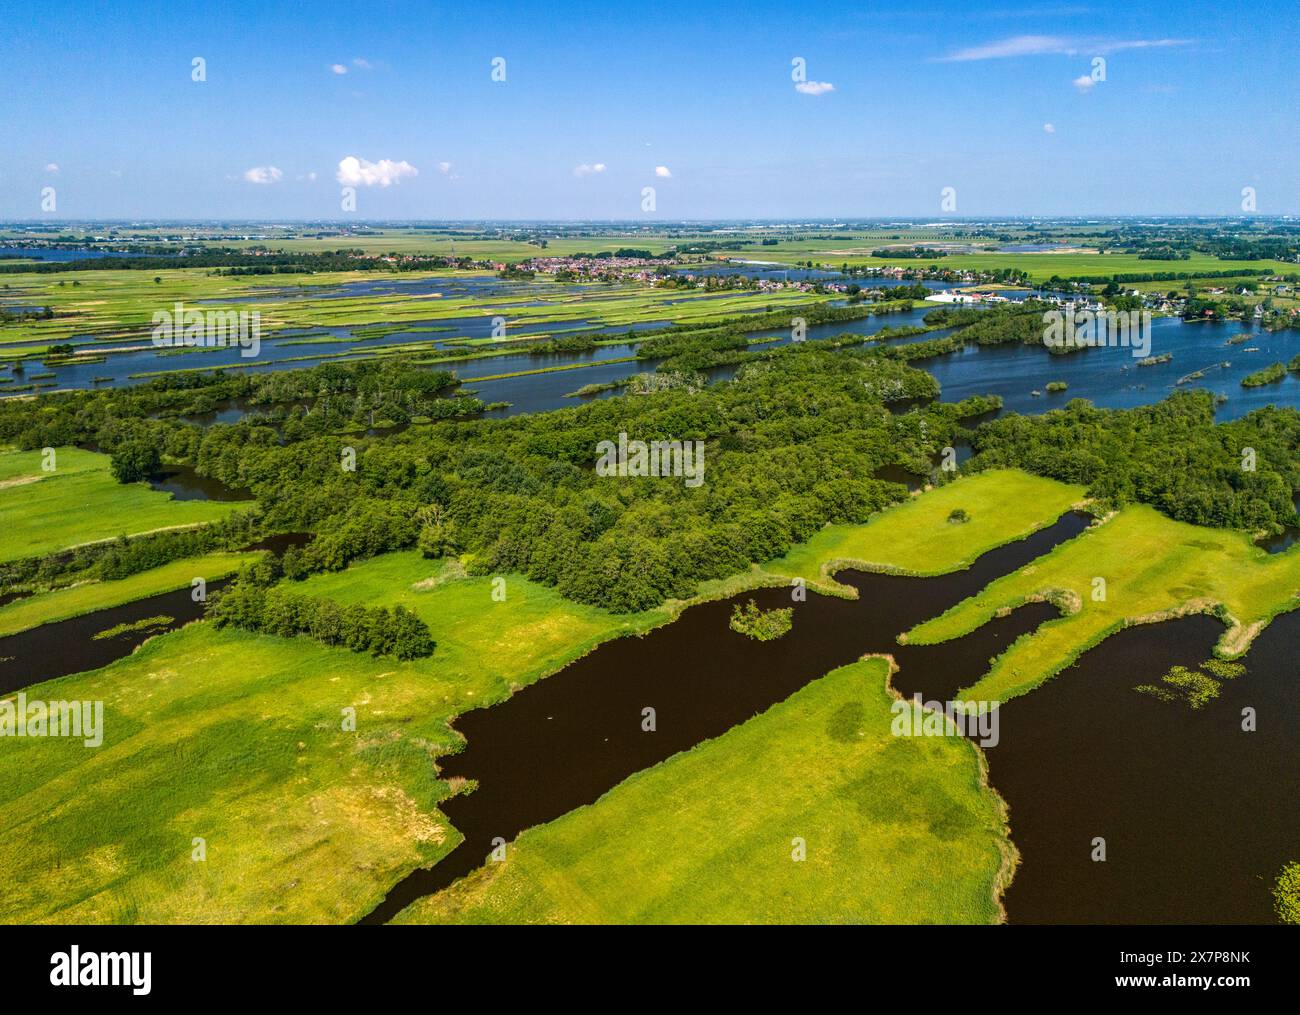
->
2;0;1296;219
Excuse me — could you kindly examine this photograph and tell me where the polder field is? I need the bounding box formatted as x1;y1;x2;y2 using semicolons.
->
0;264;834;370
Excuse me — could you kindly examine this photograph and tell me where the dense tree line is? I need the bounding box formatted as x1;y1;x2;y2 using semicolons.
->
967;391;1300;532
207;571;434;660
0;512;260;598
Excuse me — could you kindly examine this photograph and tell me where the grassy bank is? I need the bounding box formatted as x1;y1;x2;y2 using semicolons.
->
0;551;258;638
906;504;1300;702
762;469;1086;594
0;470;1085;923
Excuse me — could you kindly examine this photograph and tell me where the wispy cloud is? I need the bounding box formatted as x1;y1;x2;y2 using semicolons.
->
330;63;348;75
1072;74;1096;91
574;162;607;176
794;80;835;95
1043;122;1056;133
939;35;1192;62
335;156;417;187
242;165;283;184
43;162;59;173
353;57;373;70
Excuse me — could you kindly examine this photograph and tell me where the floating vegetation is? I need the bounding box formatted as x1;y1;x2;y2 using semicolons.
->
1275;861;1300;926
1046;381;1068;392
92;614;175;641
1136;352;1172;367
1135;658;1245;709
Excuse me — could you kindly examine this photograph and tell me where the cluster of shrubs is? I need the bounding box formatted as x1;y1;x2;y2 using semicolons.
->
207;578;434;661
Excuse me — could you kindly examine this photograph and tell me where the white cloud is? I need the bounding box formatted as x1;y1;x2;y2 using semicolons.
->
794;80;835;96
1043;123;1056;133
1073;74;1096;92
330;63;348;75
574;162;607;176
296;171;318;182
353;57;373;70
438;161;452;174
654;165;672;178
44;162;59;173
242;165;283;184
940;35;1192;62
335;156;418;187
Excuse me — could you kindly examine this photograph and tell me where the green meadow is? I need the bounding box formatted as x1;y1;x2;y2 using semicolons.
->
762;469;1086;594
395;657;1011;924
5;467;1297;923
0;447;245;563
0;557;665;923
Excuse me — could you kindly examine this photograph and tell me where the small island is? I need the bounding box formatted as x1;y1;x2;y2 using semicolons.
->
729;599;794;641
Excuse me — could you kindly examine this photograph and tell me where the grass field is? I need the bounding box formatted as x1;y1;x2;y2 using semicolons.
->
0;447;246;563
762;469;1086;594
906;504;1300;702
0;552;258;637
393;657;1012;924
0;558;666;923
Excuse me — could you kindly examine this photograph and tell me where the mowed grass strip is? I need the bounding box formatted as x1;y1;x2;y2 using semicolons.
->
0;552;259;638
906;504;1300;703
763;469;1086;594
394;658;1011;925
0;447;245;563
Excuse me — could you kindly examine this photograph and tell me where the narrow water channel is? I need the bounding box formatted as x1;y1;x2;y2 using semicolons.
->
0;582;227;695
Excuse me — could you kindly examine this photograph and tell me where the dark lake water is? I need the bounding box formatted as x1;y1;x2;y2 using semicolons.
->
0;531;308;692
147;463;254;502
961;610;1300;924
